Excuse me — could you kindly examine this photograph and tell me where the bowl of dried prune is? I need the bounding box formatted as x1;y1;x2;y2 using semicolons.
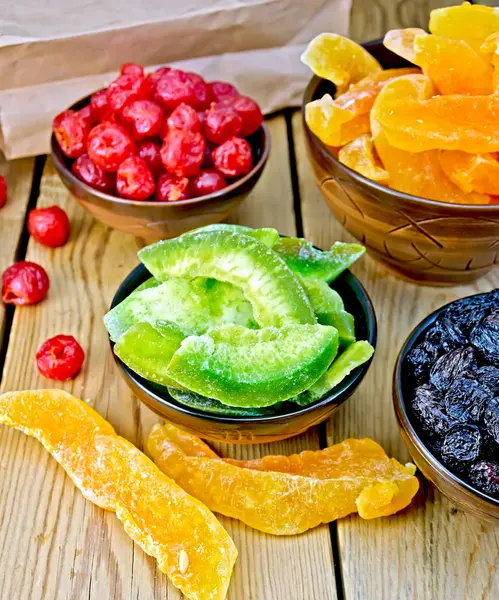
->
394;290;499;522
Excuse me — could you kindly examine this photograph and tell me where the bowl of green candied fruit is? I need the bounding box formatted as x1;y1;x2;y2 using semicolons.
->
105;224;377;443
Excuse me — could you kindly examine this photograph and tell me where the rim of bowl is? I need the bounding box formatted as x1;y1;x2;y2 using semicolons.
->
50;92;270;208
302;44;499;214
393;293;499;508
110;262;377;424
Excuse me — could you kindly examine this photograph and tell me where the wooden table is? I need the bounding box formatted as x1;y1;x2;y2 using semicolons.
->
1;4;498;599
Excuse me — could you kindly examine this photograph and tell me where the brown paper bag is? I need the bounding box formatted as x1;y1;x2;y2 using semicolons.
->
0;0;351;158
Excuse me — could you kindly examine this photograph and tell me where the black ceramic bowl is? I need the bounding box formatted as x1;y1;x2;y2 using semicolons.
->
110;263;377;444
51;93;270;242
394;296;499;522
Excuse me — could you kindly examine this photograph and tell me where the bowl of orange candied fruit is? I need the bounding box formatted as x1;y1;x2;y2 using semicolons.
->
302;2;499;286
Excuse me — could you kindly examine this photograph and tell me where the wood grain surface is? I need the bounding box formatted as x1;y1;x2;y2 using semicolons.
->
0;117;336;600
292;111;499;600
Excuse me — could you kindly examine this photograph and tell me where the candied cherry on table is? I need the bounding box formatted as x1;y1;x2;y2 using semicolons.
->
90;90;112;123
28;206;71;248
155;173;190;202
190;170;227;197
208;81;239;102
136;141;164;179
0;175;6;208
212;137;253;178
161;128;205;177
72;154;116;193
116;156;155;200
121;99;164;140
107;73;153;114
222;95;263;137
167;103;201;133
36;334;85;381
120;63;144;78
87;122;136;172
53;110;90;158
2;261;49;306
204;104;242;145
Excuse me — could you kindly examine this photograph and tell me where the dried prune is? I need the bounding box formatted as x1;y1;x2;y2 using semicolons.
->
440;295;491;345
441;424;482;471
444;377;490;423
411;384;452;436
429;347;476;392
483;397;499;446
476;366;499;393
468;461;499;498
425;321;457;353
406;341;439;383
470;310;499;364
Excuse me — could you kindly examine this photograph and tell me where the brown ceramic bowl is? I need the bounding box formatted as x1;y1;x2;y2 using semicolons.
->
393;298;499;523
51;93;270;242
303;39;499;286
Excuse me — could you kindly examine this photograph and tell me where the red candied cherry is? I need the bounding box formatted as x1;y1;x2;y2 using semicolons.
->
137;141;164;179
72;154;116;193
121;63;144;78
156;173;190;202
208;81;239;102
121;99;164;140
190;170;227;197
185;72;211;110
87;122;136;172
2;261;49;305
155;69;197;111
167;103;201;133
204;104;242;144
90;90;112;122
197;111;206;127
107;74;153;114
116;156;155;200
36;334;85;380
0;175;6;208
212;137;253;178
161;129;205;177
28;206;71;248
147;66;171;90
77;105;94;128
53;110;90;158
223;95;263;137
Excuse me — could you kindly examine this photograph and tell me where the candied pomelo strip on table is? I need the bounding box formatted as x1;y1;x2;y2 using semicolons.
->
166;324;339;407
384;29;493;95
138;230;315;327
104;275;256;342
301;33;382;92
0;390;237;600
338;134;389;184
187;224;279;248
439;151;499;195
429;2;499;53
305;95;370;146
147;429;419;534
273;237;365;283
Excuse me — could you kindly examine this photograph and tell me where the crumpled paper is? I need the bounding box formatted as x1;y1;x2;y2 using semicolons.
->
0;0;350;158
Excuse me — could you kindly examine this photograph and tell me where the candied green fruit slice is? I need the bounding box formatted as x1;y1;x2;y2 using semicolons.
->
139;231;315;327
114;321;186;388
273;238;365;282
166;324;339;407
168;387;281;417
104;277;256;342
187;224;279;248
319;310;356;348
295;341;374;405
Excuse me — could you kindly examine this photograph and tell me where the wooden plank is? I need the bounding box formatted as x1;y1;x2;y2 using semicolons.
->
0;116;336;600
0;156;35;348
292;111;499;600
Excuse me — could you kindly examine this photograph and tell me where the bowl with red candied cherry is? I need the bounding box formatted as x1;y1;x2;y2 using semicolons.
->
51;63;270;241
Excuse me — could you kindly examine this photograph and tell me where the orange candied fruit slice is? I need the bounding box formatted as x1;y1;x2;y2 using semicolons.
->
338;135;389;184
429;2;499;53
481;33;499;90
147;424;420;533
385;29;493;95
439;151;499;195
305;94;370;146
301;33;382;93
0;390;237;600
